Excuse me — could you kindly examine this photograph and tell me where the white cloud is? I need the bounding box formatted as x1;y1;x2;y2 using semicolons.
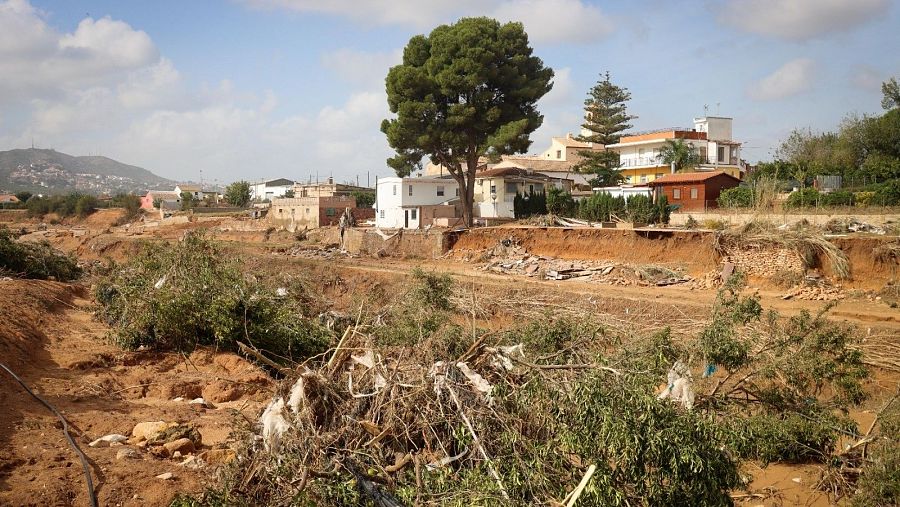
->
321;48;402;87
0;0;161;102
747;58;816;101
718;0;890;41
492;0;613;44
242;0;614;44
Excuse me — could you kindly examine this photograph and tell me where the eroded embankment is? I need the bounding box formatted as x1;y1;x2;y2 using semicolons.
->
448;226;900;290
450;227;720;274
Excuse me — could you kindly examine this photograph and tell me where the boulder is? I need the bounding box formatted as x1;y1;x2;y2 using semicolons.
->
131;421;170;442
163;438;195;456
116;448;140;460
198;448;236;465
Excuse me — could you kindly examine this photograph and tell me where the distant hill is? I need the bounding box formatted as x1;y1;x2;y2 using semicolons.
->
0;148;173;194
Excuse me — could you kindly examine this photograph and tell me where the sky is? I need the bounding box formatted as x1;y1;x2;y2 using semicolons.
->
0;0;898;185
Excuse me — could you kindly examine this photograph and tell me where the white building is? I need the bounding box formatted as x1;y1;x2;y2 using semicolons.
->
375;177;459;229
250;178;295;201
606;116;744;185
592;186;653;199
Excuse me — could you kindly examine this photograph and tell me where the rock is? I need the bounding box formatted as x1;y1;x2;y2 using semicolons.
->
151;424;201;446
189;397;214;409
155;472;175;481
163;438;195;456
131;421;170;442
173;451;182;458
116;448;140;460
89;434;128;447
198;448;236;465
178;456;203;469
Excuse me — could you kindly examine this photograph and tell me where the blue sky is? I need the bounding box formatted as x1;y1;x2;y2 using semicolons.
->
0;0;897;185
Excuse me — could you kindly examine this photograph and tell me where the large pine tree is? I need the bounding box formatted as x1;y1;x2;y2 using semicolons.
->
575;72;636;186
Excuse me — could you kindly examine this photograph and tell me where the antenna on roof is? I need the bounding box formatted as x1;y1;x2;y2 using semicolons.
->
703;104;709;116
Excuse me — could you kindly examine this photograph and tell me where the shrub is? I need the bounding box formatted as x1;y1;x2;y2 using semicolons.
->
684;215;698;229
784;187;821;208
546;186;576;216
373;268;454;346
94;233;330;359
24;193;99;218
577;192;626;222
873;179;900;206
718;186;754;208
853;404;900;506
0;227;81;281
820;190;855;207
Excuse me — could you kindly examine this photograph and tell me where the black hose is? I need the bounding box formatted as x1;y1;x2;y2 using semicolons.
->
0;361;98;507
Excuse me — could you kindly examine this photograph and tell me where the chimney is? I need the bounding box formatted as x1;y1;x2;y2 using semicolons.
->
327;176;334;185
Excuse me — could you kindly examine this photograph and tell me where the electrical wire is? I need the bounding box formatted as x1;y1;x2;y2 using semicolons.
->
0;361;98;507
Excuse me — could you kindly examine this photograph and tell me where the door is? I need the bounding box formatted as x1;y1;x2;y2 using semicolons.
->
404;209;409;228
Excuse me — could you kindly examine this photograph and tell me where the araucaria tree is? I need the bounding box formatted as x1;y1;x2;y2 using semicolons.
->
382;17;553;227
575;72;636;186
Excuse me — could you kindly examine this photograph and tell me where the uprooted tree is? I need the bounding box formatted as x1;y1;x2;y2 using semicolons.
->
381;17;554;227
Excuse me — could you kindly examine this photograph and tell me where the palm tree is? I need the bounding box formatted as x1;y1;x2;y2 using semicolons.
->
659;139;701;173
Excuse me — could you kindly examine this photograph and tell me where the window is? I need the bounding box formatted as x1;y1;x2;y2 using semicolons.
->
556;150;562;159
690;188;698;199
305;208;310;214
529;184;534;194
392;185;397;196
640;175;647;183
638;148;645;157
437;185;445;197
673;188;681;199
411;209;417;220
291;208;295;216
455;188;459;196
325;208;336;216
655;173;664;179
490;184;497;195
717;146;726;163
408;185;413;196
379;210;385;219
505;182;517;194
699;147;707;163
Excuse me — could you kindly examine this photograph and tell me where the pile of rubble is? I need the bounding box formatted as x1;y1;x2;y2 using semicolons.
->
824;217;888;235
781;284;846;301
479;253;694;287
272;244;357;259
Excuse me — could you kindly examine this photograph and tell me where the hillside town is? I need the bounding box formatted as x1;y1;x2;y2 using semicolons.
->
2;2;900;507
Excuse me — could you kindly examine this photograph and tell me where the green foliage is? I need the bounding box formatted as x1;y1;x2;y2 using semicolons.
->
718;186;754;208
381;17;553;225
574;72;635;176
820;190;855;206
282;189;295;198
513;190;547;218
14;191;32;203
577;191;625;222
225;181;251;207
111;193;143;224
350;189;375;208
0;226;81;281
373;268;454;346
784;187;821;208
25;192;99;218
180;191;197;211
659;138;701;172
546;186;576;216
873;179;900;205
726;412;853;464
623;193;669;224
853;404;900;506
94;233;330;359
883;76;900;110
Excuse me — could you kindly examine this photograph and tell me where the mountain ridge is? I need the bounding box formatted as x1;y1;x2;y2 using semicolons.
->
0;148;173;194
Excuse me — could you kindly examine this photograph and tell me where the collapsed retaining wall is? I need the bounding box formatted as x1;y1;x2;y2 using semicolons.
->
669;211;900;228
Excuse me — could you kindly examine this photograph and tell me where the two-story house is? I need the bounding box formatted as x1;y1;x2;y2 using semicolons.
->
375;177;460;229
606;116;744;185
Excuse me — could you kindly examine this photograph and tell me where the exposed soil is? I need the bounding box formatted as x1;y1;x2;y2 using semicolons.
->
0;279;270;507
2;211;899;505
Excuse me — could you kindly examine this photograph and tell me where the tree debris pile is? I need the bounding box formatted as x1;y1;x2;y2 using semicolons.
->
94;232;332;359
0;225;81;281
181;272;879;506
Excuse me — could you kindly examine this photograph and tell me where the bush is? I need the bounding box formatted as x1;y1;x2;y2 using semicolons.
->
372;268;455;346
546;186;576;216
718;186;754;208
94;233;330;359
853;404;900;506
820;190;855;206
873;179;900;206
0;227;81;281
784;188;821;208
577;192;626;222
25;193;99;218
513;190;547;218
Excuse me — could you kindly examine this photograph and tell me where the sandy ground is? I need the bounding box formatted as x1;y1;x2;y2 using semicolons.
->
0;279;270;506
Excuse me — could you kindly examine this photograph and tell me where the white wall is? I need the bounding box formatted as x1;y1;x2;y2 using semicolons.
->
694;117;733;141
375;177;456;228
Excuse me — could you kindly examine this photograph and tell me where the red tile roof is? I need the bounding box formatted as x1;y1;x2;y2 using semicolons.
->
648;171;740;185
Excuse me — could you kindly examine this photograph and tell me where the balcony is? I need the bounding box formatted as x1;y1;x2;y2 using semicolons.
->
618;156;662;169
